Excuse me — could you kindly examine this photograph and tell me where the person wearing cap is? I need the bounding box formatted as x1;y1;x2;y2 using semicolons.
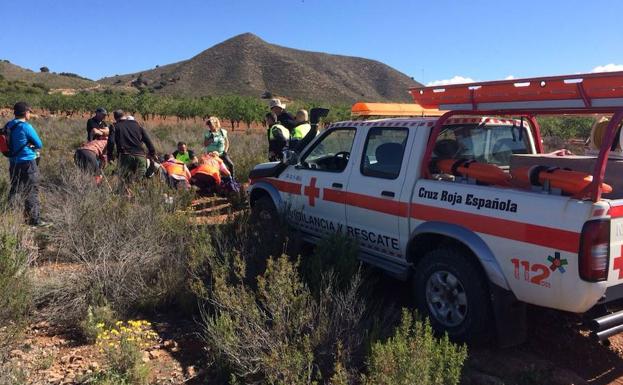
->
86;107;109;141
5;102;44;226
203;116;235;177
265;112;290;162
269;99;296;130
290;109;312;150
107;109;156;184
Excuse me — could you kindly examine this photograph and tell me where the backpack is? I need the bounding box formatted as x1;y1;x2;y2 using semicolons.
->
0;121;27;158
219;175;241;194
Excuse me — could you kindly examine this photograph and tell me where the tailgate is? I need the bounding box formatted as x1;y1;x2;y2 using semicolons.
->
607;202;623;287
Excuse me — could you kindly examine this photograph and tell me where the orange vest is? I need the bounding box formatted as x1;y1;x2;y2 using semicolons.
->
163;160;190;181
191;159;222;185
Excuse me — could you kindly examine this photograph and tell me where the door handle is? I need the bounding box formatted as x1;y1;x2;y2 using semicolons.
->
332;183;343;189
381;190;395;197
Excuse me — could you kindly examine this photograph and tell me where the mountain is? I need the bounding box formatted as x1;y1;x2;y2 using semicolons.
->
99;33;420;103
0;60;97;90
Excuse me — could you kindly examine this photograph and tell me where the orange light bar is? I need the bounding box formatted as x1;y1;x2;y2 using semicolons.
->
410;71;623;111
351;102;445;117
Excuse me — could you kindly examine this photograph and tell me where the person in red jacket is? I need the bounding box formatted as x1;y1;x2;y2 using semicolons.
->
161;154;191;190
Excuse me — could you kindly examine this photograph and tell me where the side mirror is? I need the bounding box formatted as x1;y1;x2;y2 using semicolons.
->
282;150;299;166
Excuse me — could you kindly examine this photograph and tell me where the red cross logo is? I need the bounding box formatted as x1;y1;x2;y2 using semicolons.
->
614;246;623;279
303;177;321;207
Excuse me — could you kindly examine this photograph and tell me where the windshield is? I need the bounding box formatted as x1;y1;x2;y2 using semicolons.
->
432;124;533;167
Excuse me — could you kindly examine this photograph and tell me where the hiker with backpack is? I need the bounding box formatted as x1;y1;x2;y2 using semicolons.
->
1;102;45;226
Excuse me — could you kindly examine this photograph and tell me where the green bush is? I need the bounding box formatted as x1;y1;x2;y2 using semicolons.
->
364;309;467;385
94;320;157;385
201;254;367;385
80;304;117;344
538;116;595;139
303;233;360;295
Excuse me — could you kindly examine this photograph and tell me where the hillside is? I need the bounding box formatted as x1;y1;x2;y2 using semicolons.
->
99;33;420;103
0;60;98;91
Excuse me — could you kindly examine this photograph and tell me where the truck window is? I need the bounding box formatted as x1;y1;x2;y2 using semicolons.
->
432;124;531;167
361;127;408;179
299;128;356;172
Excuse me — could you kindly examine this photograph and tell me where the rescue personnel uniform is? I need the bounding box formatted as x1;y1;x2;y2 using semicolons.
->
289;122;311;150
267;123;290;161
190;156;229;195
162;158;191;190
172;149;195;165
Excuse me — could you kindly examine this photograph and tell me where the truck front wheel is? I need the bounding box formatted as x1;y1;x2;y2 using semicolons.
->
414;247;493;343
251;196;278;223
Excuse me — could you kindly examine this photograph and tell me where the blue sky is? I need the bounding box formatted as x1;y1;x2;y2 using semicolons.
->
1;0;621;85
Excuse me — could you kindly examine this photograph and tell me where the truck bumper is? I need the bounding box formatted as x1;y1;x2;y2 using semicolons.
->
601;283;623;303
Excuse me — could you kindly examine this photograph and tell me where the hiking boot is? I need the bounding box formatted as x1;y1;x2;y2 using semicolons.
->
30;220;52;228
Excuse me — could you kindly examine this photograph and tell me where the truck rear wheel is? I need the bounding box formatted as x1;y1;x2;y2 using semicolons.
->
251;196;278;223
414;247;492;343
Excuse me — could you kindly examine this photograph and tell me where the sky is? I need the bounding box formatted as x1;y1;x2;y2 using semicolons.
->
1;0;622;86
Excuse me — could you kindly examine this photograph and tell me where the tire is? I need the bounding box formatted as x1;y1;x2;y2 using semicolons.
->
413;247;493;343
251;195;278;223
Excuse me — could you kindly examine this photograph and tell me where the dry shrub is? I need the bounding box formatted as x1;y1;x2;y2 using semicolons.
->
0;210;37;381
36;168;193;327
200;253;366;385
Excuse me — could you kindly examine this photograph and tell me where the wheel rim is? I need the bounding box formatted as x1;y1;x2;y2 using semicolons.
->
425;270;468;328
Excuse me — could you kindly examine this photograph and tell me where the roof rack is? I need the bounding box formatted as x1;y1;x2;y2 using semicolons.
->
410;71;623;112
351;102;445;118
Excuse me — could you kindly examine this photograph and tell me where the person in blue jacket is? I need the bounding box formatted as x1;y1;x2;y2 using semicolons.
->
5;102;44;226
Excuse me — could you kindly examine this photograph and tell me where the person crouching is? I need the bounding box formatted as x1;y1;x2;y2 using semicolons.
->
190;152;231;196
161;154;191;190
74;137;108;183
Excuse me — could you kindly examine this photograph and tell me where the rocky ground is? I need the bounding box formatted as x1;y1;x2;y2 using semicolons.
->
7;316;205;385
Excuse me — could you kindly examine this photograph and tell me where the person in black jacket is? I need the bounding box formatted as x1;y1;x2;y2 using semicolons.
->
269;99;296;130
107;110;156;184
86;107;109;141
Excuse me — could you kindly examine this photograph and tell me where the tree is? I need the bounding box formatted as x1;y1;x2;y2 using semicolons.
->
40;66;50;73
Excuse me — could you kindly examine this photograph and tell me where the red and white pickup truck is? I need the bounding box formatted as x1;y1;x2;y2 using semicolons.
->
248;71;623;346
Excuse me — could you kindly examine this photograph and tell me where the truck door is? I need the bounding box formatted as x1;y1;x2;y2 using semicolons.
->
286;127;358;238
345;126;410;259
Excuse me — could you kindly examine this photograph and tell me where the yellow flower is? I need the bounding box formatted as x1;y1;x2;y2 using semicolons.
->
96;323;105;329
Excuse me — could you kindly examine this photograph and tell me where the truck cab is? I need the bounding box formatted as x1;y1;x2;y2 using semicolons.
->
249;71;623;345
